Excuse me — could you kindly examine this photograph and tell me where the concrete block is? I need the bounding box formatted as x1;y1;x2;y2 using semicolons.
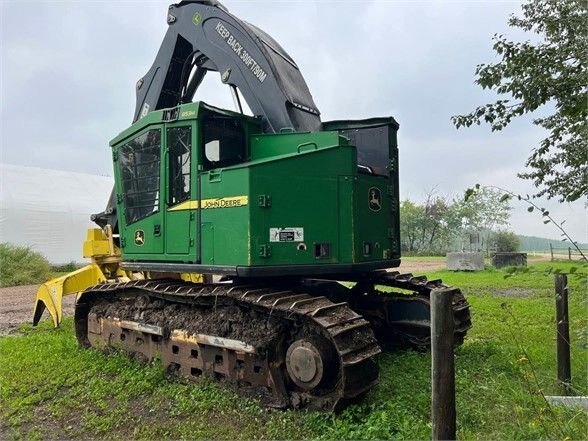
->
446;252;484;271
492;252;527;268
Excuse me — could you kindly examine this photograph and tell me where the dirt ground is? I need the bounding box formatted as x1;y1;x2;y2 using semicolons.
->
0;285;75;335
397;259;447;274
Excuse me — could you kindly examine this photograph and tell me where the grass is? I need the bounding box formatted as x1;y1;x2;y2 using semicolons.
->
1;261;586;440
0;243;52;287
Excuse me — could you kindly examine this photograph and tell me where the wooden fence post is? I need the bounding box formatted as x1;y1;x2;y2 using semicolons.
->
555;274;572;395
568;247;572;260
550;243;553;261
431;288;456;441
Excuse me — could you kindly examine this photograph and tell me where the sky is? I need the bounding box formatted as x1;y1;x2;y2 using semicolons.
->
1;0;586;241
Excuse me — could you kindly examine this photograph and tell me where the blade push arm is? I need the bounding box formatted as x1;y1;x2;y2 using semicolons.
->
133;0;322;133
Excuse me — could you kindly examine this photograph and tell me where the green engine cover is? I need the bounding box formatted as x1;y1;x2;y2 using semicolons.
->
110;102;400;278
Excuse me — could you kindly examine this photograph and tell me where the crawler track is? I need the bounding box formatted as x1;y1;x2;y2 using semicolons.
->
75;279;380;411
74;272;471;411
347;271;472;350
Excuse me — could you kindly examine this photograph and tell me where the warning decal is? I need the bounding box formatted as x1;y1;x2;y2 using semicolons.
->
269;227;304;242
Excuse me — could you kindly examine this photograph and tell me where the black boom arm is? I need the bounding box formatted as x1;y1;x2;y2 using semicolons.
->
133;0;322;133
93;0;321;231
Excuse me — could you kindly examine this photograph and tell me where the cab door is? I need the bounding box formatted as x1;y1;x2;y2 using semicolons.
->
115;127;165;256
164;123;196;257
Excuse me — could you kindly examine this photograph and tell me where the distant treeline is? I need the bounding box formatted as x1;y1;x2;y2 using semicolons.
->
517;235;588;253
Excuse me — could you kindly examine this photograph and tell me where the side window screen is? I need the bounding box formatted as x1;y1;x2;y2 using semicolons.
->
119;129;161;224
168;126;191;206
338;126;390;176
203;118;245;168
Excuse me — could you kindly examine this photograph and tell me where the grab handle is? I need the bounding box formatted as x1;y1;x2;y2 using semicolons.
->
297;142;318;153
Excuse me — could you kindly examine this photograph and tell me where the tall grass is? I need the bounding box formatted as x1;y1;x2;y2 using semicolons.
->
0;243;52;287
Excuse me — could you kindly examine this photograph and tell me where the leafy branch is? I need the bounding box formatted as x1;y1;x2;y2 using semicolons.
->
452;0;588;203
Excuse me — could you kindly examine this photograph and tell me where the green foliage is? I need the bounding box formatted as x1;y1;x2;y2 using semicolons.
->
1;262;586;440
490;230;521;252
51;261;80;273
452;0;588;202
400;187;511;254
0;243;52;287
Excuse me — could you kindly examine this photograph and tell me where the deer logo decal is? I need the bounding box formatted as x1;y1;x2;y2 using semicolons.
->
368;187;382;212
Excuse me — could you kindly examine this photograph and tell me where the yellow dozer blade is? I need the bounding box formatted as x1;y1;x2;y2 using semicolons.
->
32;263;107;327
32;228;119;327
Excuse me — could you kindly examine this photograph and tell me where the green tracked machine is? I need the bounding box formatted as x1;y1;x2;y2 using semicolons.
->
33;0;471;411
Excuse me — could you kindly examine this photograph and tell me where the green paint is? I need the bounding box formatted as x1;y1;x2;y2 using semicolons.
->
110;102;400;270
192;13;201;25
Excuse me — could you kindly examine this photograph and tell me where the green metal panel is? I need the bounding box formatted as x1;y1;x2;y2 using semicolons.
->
248;145;356;266
201;223;214;264
338;176;355;261
249;131;345;161
199;167;250;265
352;175;393;262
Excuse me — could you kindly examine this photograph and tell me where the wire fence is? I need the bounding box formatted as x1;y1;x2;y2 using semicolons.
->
549;244;588;261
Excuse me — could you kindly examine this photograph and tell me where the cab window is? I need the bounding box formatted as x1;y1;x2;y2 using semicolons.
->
119;129;161;224
202;117;245;168
168;126;191;206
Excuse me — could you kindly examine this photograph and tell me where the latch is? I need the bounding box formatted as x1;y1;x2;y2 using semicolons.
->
257;194;272;208
258;244;271;258
209;170;222;182
120;237;126;248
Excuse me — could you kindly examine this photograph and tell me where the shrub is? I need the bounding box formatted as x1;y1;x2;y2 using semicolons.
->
51;261;80;273
490;230;520;252
0;243;52;287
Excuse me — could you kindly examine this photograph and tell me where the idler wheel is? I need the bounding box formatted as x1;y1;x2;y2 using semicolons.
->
286;339;329;390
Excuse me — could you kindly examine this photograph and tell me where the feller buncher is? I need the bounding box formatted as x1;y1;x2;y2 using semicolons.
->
33;0;471;411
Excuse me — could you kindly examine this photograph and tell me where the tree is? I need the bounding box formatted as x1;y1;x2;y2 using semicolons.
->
399;188;511;254
400;200;423;253
452;0;588;202
489;230;521;252
449;187;512;250
453;187;511;232
400;193;455;254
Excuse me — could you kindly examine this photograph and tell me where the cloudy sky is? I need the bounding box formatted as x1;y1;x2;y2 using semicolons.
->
1;0;586;241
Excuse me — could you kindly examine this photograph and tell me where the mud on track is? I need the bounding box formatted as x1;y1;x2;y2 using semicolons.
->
0;285;75;335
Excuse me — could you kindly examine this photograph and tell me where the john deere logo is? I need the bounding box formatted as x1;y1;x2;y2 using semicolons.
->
134;230;145;246
368;187;382;211
192;13;201;25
